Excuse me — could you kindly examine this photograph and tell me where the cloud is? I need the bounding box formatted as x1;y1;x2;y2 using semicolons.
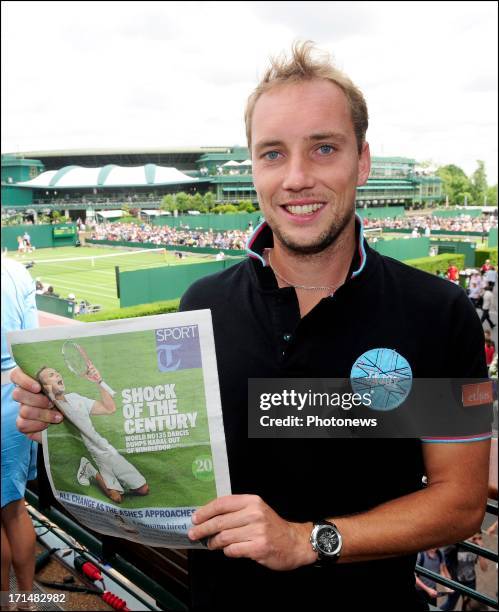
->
251;1;377;43
2;1;497;183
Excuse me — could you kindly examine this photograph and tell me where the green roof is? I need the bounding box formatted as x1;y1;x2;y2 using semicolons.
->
358;185;414;191
222;187;256;192
371;157;416;164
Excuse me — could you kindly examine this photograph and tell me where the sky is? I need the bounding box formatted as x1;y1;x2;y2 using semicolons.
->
2;1;498;183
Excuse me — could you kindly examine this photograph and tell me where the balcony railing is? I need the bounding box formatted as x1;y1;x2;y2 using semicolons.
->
415;500;498;610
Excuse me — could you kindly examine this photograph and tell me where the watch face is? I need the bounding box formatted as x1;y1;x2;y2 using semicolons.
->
317;526;340;555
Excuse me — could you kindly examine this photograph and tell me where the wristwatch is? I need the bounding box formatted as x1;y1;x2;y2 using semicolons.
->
310;520;342;564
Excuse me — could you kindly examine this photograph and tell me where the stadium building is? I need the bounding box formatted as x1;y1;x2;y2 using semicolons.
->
1;147;442;221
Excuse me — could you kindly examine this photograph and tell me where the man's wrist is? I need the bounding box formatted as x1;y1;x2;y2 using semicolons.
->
293;521;319;566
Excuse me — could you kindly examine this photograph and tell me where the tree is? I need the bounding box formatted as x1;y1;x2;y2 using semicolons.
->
212;204;239;214
203;192;216;211
174;192;191;212
436;165;471;206
470;160;488;205
161;194;176;213
238;200;256;213
457;191;473;206
486;184;497;206
191;193;204;211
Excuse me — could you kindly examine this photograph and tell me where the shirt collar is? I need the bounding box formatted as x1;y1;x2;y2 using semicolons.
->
245;213;368;282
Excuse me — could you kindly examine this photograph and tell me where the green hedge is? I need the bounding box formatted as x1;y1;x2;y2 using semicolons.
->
404;253;465;275
77;299;180;322
475;247;498;269
120;216;143;224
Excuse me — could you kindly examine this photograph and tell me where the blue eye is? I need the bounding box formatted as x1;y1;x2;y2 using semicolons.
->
317;145;334;155
264;151;280;161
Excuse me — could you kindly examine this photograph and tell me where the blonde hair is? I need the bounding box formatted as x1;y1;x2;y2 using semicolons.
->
245;41;368;154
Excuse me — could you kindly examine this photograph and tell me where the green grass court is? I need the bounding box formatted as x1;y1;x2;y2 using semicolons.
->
18;245;212;310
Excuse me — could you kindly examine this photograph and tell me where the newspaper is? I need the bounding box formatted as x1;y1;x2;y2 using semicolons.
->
8;310;231;548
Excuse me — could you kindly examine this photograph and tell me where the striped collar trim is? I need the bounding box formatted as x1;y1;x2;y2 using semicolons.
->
245;213;368;280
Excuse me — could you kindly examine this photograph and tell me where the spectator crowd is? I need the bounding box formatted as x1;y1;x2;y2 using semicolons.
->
90;222;251;251
363;214;497;235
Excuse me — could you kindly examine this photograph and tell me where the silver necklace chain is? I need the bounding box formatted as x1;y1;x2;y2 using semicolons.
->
267;250;337;293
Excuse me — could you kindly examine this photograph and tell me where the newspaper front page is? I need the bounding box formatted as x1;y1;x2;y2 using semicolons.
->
9;310;231;548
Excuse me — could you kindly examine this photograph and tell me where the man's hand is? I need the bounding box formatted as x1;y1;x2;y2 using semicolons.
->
12;367;63;442
427;587;438;599
85;363;102;384
187;494;317;570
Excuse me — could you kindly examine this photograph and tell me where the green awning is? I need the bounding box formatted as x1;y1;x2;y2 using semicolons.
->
222;187;256;192
358;185;414;191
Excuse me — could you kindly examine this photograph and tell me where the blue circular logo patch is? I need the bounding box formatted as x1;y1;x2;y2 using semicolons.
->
351;348;412;411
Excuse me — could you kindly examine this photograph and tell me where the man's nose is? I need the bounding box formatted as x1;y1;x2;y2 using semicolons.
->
281;156;315;191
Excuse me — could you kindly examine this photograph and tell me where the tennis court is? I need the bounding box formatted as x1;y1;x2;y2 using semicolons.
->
19;245;212;310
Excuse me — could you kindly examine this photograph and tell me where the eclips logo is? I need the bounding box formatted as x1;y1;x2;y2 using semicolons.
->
155;325;202;372
351;348;412;411
462;382;493;407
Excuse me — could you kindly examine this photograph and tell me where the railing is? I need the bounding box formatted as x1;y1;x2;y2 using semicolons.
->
415;439;498;610
415;499;498;610
25;489;188;611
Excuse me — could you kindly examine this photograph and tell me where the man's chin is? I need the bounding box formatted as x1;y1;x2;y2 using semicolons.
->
269;213;354;256
276;231;341;256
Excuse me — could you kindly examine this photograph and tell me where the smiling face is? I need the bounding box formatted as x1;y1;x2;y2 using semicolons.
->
251;79;370;255
39;367;65;397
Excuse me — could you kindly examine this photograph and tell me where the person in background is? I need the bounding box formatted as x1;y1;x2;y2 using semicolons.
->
43;286;59;298
22;232;32;254
484;329;496;367
484;266;496;291
481;285;496;329
447;262;459;285
78;300;88;315
415;548;453;608
67;293;77;312
455;533;488;611
440;544;460;611
468;274;483;310
35;279;44;294
16;236;25;256
480;259;492;274
1;256;39;611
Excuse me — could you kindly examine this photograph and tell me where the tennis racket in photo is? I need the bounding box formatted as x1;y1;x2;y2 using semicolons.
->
62;341;115;395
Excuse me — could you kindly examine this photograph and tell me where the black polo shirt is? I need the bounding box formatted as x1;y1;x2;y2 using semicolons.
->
179;220;487;611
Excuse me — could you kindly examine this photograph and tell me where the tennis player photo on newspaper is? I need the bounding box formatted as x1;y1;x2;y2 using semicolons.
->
36;340;149;504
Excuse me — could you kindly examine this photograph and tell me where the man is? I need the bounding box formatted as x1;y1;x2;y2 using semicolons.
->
36;365;149;504
14;42;490;611
480;285;496;329
415;548;453;607
484;266;496;291
43;286;59;298
468;274;483;309
446;262;460;285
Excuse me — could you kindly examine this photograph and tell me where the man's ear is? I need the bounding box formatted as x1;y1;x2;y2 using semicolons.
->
357;141;371;187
